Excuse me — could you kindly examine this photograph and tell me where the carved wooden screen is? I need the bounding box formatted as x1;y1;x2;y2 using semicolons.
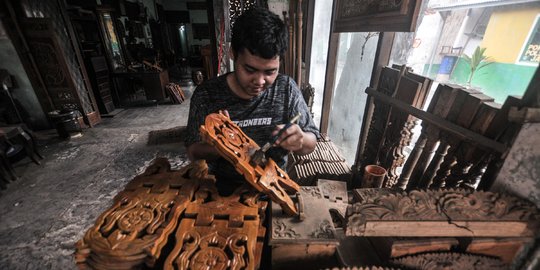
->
20;18;100;126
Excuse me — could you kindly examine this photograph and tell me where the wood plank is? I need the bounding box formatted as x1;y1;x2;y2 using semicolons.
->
365;88;507;153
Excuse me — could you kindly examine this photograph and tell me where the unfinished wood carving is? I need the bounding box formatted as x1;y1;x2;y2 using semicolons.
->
75;158;214;269
200;112;300;215
346;189;539;237
163;184;266;270
391;252;508;270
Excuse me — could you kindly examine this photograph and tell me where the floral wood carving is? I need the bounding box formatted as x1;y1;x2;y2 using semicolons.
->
391;252;508;270
164;184;266;270
346;189;540;237
200;112;300;215
75;158;214;269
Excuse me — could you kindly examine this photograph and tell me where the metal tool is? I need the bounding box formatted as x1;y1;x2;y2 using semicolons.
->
249;113;302;166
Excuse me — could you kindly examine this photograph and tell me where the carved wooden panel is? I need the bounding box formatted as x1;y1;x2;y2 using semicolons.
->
21;18;99;125
163;184;266;270
318;179;349;222
391;252;508;270
379;75;427;187
361;67;401;170
75;158;214;269
200;112;300;215
270;186;339;245
346;189;540;237
334;0;422;32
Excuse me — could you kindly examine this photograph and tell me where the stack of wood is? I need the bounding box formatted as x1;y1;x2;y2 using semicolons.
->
287;135;352;186
75;158;267;269
165;83;186;104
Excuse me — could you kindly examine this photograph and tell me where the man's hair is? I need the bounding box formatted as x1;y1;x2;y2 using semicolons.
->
231;8;288;59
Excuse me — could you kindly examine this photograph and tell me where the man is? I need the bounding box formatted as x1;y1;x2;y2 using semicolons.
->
185;8;320;194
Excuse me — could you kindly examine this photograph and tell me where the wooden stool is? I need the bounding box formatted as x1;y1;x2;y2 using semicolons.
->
0;125;43;165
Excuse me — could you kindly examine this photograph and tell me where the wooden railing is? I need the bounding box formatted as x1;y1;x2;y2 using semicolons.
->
355;65;521;190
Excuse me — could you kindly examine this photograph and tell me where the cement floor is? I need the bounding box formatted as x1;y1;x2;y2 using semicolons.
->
0;101;192;269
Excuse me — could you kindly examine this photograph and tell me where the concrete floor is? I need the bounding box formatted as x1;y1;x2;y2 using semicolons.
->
0;100;192;269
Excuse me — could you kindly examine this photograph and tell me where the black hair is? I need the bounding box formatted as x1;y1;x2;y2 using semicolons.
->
231;8;288;59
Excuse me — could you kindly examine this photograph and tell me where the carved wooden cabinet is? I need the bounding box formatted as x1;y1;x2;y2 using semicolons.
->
21;18;100;126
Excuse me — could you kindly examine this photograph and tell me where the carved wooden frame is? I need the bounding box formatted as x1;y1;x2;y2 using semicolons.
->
200;112;301;215
333;0;422;32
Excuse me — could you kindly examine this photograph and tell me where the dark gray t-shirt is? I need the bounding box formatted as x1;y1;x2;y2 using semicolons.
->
185;73;320;186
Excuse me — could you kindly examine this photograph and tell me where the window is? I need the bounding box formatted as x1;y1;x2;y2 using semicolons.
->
518;15;540;65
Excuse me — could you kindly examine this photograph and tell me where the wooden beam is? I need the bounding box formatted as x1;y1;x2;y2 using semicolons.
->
366;87;507;154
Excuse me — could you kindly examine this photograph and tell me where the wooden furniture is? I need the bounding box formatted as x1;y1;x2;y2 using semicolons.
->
112;70;170;104
20;18;100;126
165;83;186;104
88;57;115;114
200;112;301;216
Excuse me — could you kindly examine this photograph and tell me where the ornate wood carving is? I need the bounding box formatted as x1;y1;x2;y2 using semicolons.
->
391;252;508;270
21;18;100;126
346;189;540;237
270;185;339;244
200;112;300;215
163;184;266;270
75;158;215;269
361;67;401;170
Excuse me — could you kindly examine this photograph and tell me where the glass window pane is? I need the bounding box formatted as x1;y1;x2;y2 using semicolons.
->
328;32;379;165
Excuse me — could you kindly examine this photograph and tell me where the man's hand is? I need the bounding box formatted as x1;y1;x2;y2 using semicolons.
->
187;142;221;161
272;124;316;155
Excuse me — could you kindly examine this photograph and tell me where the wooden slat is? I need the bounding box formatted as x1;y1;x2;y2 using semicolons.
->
365;88;507;153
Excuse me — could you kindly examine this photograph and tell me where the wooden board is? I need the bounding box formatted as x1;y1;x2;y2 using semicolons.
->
346;189;540;237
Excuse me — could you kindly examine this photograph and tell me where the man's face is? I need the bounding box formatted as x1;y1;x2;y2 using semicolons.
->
231;49;280;99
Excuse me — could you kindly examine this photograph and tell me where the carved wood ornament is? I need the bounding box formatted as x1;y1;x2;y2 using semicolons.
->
75;158;215;269
76;158;267;269
346;189;540;237
200;112;301;215
164;184;267;270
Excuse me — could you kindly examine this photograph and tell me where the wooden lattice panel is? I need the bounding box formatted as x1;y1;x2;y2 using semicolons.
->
346;189;540;237
164;184;266;270
200;112;300;215
75;158;214;269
